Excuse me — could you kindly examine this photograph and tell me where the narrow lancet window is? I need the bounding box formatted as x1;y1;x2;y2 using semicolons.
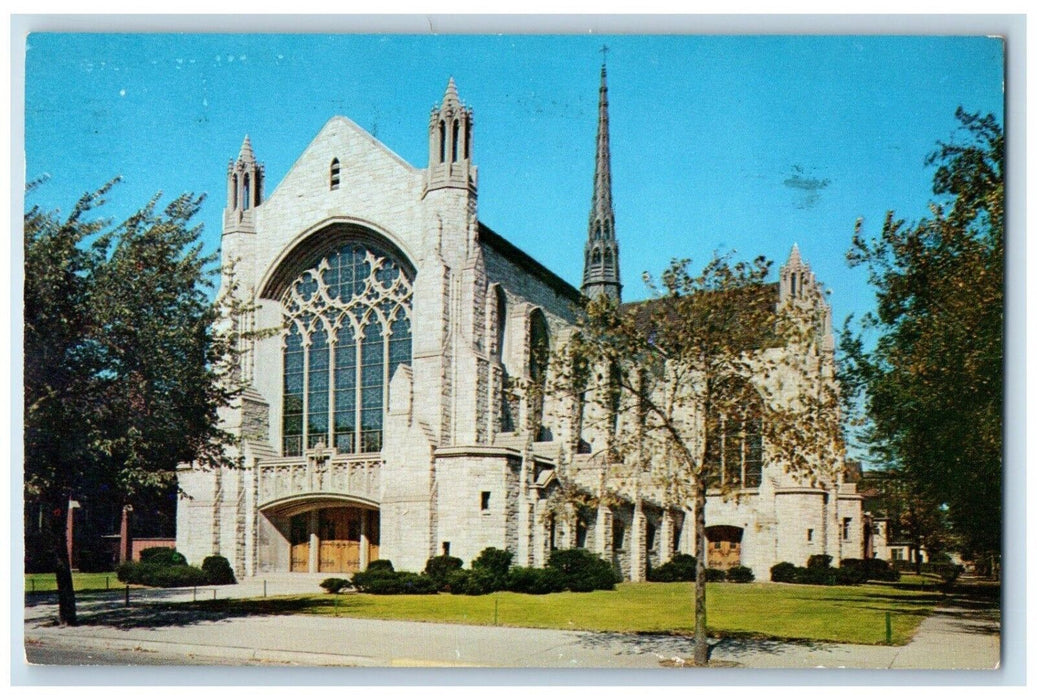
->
330;158;341;190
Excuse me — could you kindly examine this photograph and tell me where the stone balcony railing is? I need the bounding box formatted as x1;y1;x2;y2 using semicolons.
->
256;453;382;508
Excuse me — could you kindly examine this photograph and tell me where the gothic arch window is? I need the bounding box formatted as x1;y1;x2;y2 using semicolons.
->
330;158;341;190
528;309;550;439
706;379;764;488
591;248;602;267
438;121;446;163
464;120;471;160
242;174;251;211
494;285;507;361
603;248;613;271
280;239;413;456
451;119;460;162
232;174;239;209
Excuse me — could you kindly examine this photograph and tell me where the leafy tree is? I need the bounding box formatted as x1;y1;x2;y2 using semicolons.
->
859;467;950;572
24;181;242;624
843;109;1003;565
553;254;842;665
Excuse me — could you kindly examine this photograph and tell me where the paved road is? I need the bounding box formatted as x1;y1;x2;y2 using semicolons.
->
20;575;1000;671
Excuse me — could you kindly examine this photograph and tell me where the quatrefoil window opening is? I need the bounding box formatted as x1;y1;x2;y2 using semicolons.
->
281;242;413;457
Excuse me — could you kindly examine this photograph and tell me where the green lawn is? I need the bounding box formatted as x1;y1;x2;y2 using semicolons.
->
25;571;122;594
186;580;940;645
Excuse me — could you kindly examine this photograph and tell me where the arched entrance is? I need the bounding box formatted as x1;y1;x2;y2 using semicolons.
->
262;497;380;574
289;506;379;573
705;525;743;570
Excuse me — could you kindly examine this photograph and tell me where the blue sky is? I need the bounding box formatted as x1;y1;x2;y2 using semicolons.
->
24;32;1004;331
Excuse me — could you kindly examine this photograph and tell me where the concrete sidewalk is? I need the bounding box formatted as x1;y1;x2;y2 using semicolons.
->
22;577;1000;670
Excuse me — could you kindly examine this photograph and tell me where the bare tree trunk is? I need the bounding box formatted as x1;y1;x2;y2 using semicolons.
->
693;479;708;666
45;497;77;626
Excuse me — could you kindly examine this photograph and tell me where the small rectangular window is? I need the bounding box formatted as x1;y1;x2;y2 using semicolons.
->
807;528;813;542
480;491;491;511
442;542;450;556
842;517;852;540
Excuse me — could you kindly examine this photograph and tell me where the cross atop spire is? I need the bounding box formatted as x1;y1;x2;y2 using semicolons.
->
581;61;621;302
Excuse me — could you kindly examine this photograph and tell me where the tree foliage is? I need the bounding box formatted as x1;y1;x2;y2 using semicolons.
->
24;181;243;623
843;109;1003;560
551;253;843;665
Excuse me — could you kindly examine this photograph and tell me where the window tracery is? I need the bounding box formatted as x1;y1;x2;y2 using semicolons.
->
281;241;413;456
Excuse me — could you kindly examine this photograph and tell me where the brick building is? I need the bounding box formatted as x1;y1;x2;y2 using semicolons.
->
176;69;863;580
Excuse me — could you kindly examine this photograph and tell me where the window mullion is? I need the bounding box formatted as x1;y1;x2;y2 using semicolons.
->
328;328;336;452
354;329;363;455
383;320;390;415
301;341;310;453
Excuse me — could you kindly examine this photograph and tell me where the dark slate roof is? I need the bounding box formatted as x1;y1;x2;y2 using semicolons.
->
478;222;584;304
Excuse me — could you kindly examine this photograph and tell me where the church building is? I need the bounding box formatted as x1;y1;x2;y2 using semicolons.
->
176;67;863;581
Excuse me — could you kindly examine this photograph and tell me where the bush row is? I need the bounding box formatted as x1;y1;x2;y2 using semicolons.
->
116;549;237;588
645;555;755;583
770;557;900;585
346;547;618;596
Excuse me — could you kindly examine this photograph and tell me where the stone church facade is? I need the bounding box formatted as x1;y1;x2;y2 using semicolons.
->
176;69;863;581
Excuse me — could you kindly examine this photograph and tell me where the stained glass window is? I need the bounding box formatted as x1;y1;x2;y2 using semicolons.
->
281;240;412;455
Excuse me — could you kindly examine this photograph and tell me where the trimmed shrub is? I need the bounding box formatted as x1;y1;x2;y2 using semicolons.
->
726;566;755;583
424;555;464;590
867;558;900;582
116;561;136;583
705;568;727;582
795;566;836;586
834;566;866;585
139;547;187;566
472;547;514;590
366;559;394;573
770;561;798;583
320;577;352;594
201;555;236;585
807;554;833;570
452;568;498;596
836;559;870;585
117;561;208;588
547;549;618;592
506;566;567;595
647;554;697;582
353;570;438;595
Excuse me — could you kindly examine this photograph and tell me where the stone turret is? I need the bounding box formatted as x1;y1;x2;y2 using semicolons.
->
779;244;834;354
581;64;621;302
224;135;264;233
425;77;476;195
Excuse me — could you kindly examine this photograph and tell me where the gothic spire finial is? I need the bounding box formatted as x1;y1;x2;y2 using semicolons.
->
237;134;255;164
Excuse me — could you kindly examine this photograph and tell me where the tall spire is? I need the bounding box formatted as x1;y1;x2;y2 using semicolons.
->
582;60;621;302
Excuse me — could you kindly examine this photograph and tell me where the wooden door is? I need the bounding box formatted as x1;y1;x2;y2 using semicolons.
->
707;540;741;569
290;514;310;572
318;508;362;573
